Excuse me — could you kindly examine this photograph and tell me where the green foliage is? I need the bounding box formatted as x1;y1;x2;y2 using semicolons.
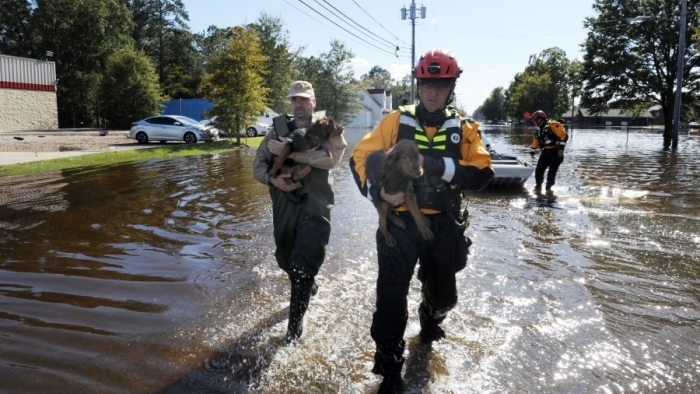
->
0;0;33;56
31;0;134;128
98;45;164;129
125;0;199;98
481;87;506;122
390;74;412;109
580;0;700;130
201;26;269;144
505;47;571;120
360;66;393;90
295;40;362;125
247;14;297;115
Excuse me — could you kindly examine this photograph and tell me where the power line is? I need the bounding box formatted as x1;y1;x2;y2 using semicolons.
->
352;0;411;46
297;0;399;57
319;0;400;51
283;0;409;58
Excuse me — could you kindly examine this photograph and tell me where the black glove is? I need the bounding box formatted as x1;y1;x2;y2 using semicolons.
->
422;155;448;177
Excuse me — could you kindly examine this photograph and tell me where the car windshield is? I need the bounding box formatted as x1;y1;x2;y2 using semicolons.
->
173;116;200;125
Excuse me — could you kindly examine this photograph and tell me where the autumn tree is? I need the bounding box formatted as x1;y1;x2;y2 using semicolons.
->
200;26;269;144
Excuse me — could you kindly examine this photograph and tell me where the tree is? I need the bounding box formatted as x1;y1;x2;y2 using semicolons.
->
98;45;163;129
0;0;33;56
247;14;297;115
125;0;199;98
296;40;362;125
580;0;700;148
481;87;506;122
31;0;133;128
389;74;411;109
360;66;393;90
506;47;571;121
200;26;269;144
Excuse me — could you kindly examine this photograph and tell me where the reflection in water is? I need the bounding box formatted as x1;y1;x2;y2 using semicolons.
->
0;129;699;393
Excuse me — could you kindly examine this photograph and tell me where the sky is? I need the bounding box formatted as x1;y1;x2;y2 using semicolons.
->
180;0;598;115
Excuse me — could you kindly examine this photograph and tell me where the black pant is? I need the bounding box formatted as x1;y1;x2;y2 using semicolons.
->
371;211;470;375
535;149;564;190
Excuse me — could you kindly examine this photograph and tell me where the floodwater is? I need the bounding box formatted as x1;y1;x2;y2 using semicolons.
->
0;127;698;394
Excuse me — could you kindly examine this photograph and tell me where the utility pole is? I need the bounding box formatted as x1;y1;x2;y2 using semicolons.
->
671;0;688;151
401;1;426;103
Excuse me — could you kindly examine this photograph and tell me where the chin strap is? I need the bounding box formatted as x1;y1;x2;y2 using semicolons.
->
416;102;447;127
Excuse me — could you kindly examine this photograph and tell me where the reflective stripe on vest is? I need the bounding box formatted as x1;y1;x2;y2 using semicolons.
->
397;105;461;160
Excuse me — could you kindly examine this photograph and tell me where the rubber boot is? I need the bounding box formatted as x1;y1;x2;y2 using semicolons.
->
418;304;446;343
286;277;315;343
377;370;404;394
373;358;404;394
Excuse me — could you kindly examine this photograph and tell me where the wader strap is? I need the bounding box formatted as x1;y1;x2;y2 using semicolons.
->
273;114;290;137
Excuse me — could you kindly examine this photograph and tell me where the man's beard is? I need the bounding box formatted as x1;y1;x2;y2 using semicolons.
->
294;110;311;123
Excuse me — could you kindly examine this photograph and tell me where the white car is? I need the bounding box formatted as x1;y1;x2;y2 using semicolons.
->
200;118;270;137
245;122;270;137
129;115;217;144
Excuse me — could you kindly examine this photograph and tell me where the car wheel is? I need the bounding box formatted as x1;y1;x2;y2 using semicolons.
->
136;132;149;144
246;127;257;137
184;132;197;144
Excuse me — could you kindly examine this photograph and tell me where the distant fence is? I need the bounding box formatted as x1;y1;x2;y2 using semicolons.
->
161;99;213;121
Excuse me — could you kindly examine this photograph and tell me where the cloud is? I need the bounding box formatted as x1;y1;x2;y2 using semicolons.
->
486;69;497;74
389;63;412;80
351;57;370;67
351;58;411;81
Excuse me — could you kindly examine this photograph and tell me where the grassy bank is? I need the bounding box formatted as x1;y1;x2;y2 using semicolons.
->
0;137;264;177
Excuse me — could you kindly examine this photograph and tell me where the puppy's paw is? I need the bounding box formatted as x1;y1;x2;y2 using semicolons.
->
419;227;434;241
388;215;406;229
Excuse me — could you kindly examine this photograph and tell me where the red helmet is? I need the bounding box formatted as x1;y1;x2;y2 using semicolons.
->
530;110;547;122
414;49;462;79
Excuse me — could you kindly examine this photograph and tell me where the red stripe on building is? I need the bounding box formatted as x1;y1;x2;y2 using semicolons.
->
0;80;56;92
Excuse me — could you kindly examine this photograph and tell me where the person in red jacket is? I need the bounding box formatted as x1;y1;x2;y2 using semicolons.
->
529;110;567;200
350;49;493;393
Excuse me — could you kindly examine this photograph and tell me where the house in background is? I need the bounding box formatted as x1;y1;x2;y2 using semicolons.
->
561;106;658;128
345;88;393;129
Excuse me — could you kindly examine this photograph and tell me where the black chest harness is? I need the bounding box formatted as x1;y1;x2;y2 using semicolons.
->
397;105;464;215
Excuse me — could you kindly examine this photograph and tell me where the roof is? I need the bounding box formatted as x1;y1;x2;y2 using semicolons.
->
566;106;657;118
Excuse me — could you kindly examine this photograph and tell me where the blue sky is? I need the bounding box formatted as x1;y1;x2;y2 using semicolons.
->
181;0;597;115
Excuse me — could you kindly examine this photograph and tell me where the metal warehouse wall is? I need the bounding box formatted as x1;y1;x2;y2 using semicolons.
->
0;54;58;131
161;99;213;121
0;54;56;91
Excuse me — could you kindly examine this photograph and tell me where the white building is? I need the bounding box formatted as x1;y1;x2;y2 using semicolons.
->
345;88;393;129
0;54;58;131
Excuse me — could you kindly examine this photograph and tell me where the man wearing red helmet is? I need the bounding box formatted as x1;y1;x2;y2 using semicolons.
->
528;110;567;199
349;49;494;392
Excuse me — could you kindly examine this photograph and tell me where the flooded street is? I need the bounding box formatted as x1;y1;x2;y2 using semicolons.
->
1;127;699;393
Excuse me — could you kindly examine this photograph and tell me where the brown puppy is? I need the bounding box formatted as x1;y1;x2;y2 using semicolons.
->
269;116;344;203
365;140;433;247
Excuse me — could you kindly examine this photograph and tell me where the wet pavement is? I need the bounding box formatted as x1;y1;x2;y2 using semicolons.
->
0;127;699;393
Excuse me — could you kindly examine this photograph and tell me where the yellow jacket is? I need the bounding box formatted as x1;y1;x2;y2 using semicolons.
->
531;120;567;151
349;110;494;213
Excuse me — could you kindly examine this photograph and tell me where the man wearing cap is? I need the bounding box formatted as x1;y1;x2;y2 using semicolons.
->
253;80;347;343
350;50;493;393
